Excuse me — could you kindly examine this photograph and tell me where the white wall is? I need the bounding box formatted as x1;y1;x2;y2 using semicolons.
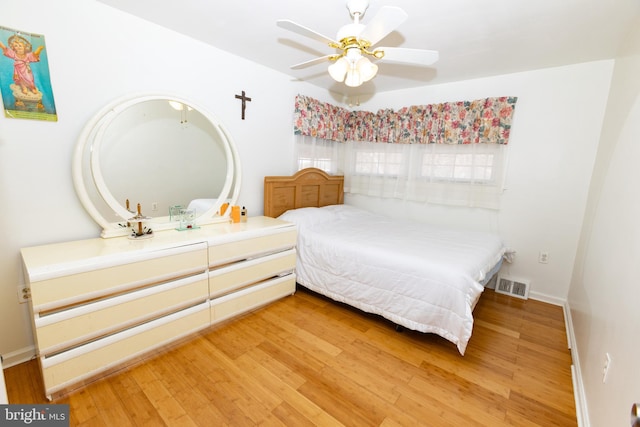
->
347;61;614;304
568;16;640;426
0;0;307;365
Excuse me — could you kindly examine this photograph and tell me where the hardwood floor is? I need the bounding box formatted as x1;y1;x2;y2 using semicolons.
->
5;287;577;426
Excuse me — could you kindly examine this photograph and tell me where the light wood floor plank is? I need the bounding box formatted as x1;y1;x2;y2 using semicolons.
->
4;288;577;426
107;373;168;426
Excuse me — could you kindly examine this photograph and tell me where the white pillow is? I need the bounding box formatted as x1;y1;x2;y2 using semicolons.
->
278;206;337;228
321;204;375;219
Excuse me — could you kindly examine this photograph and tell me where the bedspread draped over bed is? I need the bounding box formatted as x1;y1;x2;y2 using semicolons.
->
279;205;506;355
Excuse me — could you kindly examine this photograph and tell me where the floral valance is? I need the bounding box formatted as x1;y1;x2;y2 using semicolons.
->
293;94;518;145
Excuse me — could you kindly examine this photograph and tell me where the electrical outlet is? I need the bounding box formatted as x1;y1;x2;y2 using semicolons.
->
17;285;30;304
538;251;549;264
603;353;612;383
151;202;158;211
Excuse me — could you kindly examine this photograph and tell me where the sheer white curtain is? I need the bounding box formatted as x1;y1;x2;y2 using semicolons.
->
295;135;507;209
294;135;345;174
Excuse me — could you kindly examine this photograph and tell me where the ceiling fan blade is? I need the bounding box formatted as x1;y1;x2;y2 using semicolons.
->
358;6;408;46
376;47;439;66
277;19;337;46
290;55;333;70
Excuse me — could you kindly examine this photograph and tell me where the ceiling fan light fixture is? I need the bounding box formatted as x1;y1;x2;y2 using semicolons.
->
328;57;349;82
356;57;378;82
344;69;363;87
169;101;185;110
331;50;377;87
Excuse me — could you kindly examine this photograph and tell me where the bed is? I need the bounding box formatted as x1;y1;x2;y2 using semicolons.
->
264;168;505;355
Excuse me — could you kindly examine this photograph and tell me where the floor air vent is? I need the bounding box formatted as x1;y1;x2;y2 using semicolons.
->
495;275;530;299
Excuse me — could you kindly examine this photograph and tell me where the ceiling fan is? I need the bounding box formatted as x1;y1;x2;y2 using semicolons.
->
277;0;439;88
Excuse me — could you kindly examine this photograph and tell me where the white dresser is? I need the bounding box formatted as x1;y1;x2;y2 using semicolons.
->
21;216;296;400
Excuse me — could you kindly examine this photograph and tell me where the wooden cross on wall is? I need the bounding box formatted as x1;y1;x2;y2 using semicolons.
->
235;90;252;120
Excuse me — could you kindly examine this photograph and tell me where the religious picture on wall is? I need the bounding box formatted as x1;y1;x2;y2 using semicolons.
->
0;26;57;121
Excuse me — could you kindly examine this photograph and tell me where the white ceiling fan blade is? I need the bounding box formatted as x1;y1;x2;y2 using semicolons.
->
376;47;439;66
358;6;408;46
290;55;334;70
277;19;337;46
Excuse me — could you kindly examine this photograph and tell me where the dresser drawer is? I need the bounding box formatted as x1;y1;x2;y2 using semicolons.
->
209;249;296;298
40;302;210;398
30;243;208;312
34;272;209;355
208;228;296;267
210;274;295;324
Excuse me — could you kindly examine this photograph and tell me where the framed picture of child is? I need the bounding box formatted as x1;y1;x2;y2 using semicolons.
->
0;26;57;121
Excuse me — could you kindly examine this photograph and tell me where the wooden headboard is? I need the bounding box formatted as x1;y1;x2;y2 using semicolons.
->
264;168;344;218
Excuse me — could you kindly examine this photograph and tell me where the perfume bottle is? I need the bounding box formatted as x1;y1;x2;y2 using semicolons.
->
241;206;247;222
230;205;241;223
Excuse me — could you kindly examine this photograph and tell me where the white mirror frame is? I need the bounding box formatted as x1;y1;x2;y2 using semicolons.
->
72;93;241;238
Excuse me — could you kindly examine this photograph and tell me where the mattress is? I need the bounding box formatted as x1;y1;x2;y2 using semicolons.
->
278;204;506;355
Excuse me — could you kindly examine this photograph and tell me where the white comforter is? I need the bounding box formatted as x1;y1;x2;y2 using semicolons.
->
279;205;505;355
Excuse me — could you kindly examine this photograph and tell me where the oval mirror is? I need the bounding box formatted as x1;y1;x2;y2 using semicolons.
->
73;94;241;238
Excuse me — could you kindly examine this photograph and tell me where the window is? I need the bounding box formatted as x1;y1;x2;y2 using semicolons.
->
420;146;498;183
353;145;404;176
294;135;341;174
295;135;507;209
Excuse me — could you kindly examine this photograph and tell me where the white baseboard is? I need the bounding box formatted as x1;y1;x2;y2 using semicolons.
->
528;290;566;307
563;301;590;427
1;345;36;368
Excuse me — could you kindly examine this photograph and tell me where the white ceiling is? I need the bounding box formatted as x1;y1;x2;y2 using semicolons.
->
97;0;639;98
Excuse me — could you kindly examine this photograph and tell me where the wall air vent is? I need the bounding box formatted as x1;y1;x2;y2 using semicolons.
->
495;275;530;299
